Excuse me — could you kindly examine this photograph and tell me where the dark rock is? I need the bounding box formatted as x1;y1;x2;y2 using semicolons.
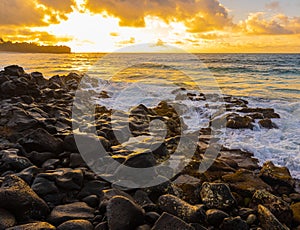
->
213;113;253;129
222;169;272;197
31;176;59;197
106;195;145;230
200;182;237;210
172;174;202;204
4;65;25;76
42;158;60;170
145;212;160;224
246;214;257;225
6;222;55;230
0;175;49;221
69;153;87;168
220;216;249;230
258;118;278;129
78;180;110;199
158;194;205;223
151;212;194;230
250;189;292;226
259;161;294;194
19;128;63;153
48;202;94;225
57;219;93;230
25;151;57;166
95;222;109;230
16;165;40;184
55;168;83;191
0;148;33;172
0;208;16;230
206;209;229;227
258;205;289;230
133;190;155;209
291;202;300;224
238;107;280;118
99;189;134;210
82;195;99;208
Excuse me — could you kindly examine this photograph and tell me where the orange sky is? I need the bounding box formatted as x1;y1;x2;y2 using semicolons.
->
0;0;300;52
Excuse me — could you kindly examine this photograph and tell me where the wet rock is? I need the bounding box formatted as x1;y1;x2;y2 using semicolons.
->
151;212;194;230
48;202;94;225
31;175;59;197
0;208;16;230
291;202;300;224
42;158;60;170
259;161;294;194
6;222;55;230
238;107;280;118
206;209;229;227
82;195;99;208
106;195;145;230
213;113;253;129
57;219;93;230
200;182;237;210
4;65;25;76
222;169;272;197
158;194;205;223
136;224;151;230
19;128;63;153
133;190;156;209
78;180;110;199
99;189;134;210
95;222;109;230
69;153;86;168
246;214;257;225
0;175;49;221
145;212;160;224
258;205;289;230
250;189;292;226
25;151;57;166
55;168;83;191
220;216;249;230
258;118;278;129
172;174;202;204
0;148;33;172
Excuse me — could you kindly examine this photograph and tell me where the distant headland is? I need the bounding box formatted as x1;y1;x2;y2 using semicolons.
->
0;38;71;53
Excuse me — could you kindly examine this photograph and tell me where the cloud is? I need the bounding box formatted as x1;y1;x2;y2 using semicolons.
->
265;1;281;11
237;12;300;35
110;32;119;37
0;0;76;27
0;0;46;26
155;39;165;46
117;37;136;45
85;0;232;32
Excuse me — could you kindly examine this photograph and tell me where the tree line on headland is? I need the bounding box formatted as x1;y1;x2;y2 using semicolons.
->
0;38;71;53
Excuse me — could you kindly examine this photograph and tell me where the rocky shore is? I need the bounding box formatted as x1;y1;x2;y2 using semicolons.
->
0;65;300;230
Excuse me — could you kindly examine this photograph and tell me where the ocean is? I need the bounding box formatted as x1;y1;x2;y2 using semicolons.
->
1;52;299;177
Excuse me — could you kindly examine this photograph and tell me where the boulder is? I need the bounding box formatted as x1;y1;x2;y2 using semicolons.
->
258;205;289;230
259;161;294;194
222;169;272;197
206;209;229;227
250;189;292;226
4;65;25;76
19;128;63;153
200;182;237;210
151;212;194;230
57;219;93;230
0;175;49;221
291;202;300;224
48;202;94;225
6;222;55;230
220;216;249;230
106;195;145;230
0;208;16;230
258;118;278;129
158;194;205;223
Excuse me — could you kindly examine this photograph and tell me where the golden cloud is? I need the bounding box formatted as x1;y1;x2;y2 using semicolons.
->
85;0;232;32
238;12;300;35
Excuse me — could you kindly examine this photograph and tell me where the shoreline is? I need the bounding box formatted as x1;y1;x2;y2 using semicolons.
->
0;65;300;229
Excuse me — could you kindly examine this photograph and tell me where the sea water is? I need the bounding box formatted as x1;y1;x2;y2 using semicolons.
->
1;52;299;177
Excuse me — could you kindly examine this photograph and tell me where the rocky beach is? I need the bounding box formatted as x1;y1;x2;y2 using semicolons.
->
0;64;300;230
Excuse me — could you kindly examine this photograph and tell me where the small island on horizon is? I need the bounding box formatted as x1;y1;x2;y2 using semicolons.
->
0;38;71;54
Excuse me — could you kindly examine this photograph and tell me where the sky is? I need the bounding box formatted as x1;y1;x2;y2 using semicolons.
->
0;0;300;52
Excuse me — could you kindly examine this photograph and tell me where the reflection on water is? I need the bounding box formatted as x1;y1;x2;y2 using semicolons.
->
0;52;299;99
